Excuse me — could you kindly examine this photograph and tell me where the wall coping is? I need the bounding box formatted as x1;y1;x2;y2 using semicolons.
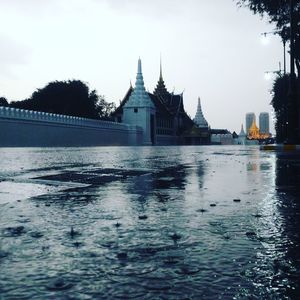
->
0;106;142;132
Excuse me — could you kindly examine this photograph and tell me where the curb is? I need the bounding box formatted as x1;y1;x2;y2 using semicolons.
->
260;144;300;151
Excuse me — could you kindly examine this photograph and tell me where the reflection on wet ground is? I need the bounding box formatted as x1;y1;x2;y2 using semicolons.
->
0;146;299;299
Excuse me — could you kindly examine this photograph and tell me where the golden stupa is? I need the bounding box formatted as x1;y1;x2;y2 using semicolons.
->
247;119;271;140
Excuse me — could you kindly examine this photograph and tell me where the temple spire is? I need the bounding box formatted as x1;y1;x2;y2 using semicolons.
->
138;57;142;74
124;58;154;108
159;55;162;80
194;97;208;128
153;57;170;99
239;124;246;136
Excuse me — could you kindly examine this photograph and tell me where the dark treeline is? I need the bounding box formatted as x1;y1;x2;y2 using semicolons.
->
0;97;9;107
272;75;300;143
1;80;116;120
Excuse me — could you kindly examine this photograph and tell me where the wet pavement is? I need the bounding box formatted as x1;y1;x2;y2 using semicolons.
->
0;145;299;299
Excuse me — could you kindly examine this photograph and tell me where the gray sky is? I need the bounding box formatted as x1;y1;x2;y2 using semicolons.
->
0;0;284;133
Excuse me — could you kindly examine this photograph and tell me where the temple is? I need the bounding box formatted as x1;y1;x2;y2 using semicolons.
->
113;58;195;145
248;119;260;139
236;124;247;144
194;97;208;128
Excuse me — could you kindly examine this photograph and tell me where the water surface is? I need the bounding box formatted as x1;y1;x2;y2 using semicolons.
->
0;146;299;299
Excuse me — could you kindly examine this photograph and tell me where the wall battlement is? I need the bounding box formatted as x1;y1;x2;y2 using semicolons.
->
0;107;128;130
0;107;143;147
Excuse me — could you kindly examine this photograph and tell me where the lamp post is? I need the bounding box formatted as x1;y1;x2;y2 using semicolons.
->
261;31;286;74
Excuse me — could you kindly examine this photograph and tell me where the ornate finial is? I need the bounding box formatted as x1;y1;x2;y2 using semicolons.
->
138;57;142;74
160;54;162;79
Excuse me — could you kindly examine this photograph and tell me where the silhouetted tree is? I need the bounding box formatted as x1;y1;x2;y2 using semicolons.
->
10;80;115;119
236;0;300;77
271;74;289;142
0;97;9;107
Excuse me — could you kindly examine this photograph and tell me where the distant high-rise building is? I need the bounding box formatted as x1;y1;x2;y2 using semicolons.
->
259;112;269;135
246;113;255;134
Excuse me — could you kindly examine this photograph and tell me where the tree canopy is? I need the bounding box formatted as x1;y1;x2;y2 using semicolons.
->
10;80;115;120
236;0;300;76
271;74;289;142
0;97;9;107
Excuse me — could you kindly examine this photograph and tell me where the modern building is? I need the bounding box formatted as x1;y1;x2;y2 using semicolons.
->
112;58;194;145
259;112;270;135
246;112;255;134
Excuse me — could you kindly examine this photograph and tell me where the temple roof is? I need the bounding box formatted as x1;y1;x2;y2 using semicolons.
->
153;59;170;100
249;119;259;132
124;58;154;108
239;124;246;136
112;58;192;126
193;97;208;128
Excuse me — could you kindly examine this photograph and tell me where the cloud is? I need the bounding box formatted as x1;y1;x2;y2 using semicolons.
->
0;34;31;77
0;0;60;14
93;0;184;18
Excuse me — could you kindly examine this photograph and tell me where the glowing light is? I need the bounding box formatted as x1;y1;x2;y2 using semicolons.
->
264;72;272;80
247;119;271;140
260;34;270;46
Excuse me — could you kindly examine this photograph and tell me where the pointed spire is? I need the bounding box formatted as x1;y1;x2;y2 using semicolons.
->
159;55;163;80
124;58;154;108
239;124;246;136
137;57;142;74
153;56;170;99
194;97;208;128
248;119;260;139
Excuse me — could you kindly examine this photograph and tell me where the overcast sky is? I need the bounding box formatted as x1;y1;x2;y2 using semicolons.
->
0;0;284;133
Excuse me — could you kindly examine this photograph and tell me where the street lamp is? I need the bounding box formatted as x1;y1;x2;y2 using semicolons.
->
261;31;286;75
264;62;284;79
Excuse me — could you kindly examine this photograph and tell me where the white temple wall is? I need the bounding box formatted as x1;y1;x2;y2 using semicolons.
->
0;107;143;147
123;107;154;145
211;134;234;145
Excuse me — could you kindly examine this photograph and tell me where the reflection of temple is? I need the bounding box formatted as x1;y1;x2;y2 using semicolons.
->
113;58;195;145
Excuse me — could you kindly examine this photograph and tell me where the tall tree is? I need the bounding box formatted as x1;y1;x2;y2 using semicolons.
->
10;80;115;120
236;0;300;77
271;74;289;142
0;97;9;107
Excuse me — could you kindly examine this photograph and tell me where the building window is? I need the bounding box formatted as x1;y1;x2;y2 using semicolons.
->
134;108;138;113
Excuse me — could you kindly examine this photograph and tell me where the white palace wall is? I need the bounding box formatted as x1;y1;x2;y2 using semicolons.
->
0;107;143;147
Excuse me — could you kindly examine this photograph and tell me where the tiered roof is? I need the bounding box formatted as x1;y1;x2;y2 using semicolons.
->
114;59;188;118
124;58;154;108
239;124;246;137
153;60;170;100
193;97;208;128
